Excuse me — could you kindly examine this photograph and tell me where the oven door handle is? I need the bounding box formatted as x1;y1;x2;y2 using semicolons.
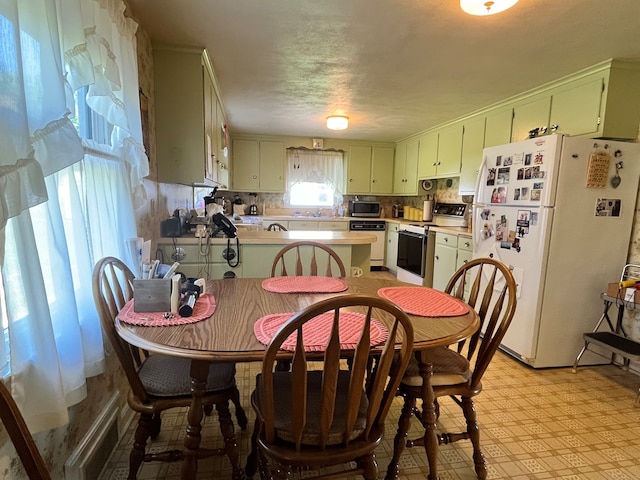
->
399;230;425;240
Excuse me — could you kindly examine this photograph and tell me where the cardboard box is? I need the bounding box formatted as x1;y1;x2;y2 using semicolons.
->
606;282;640;303
133;279;171;312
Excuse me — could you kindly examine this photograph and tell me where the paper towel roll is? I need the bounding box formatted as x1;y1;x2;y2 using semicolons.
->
423;200;434;221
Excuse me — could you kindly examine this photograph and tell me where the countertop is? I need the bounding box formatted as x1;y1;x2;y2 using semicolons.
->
385;218;472;237
160;230;376;245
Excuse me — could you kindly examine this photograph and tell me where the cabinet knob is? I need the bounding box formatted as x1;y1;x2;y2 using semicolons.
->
435;255;439;261
372;179;377;183
253;175;257;179
444;238;448;243
551;124;559;132
463;259;468;264
464;242;470;247
350;178;353;182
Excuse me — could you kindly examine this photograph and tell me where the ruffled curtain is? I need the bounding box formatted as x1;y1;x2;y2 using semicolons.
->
286;148;345;202
0;0;148;432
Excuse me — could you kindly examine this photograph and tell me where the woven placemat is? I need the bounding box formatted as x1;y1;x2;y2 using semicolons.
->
262;276;348;294
377;286;470;317
118;293;216;326
254;311;388;352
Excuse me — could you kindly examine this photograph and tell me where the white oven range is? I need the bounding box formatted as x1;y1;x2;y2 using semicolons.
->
396;224;435;286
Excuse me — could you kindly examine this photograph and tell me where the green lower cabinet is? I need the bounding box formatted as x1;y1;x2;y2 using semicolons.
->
157;242;242;279
241;244;353;278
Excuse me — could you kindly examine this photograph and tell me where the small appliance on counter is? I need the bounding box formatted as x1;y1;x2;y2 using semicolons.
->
432;202;468;227
349;198;381;217
248;193;259;215
422;195;434;222
392;204;404;218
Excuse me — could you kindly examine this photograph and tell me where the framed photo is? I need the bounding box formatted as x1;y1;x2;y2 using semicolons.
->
312;138;324;149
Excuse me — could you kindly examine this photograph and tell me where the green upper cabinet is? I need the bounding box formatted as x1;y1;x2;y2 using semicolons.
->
417;131;438;178
154;48;221;186
416;124;462;179
549;77;603;137
484;107;513;148
232;139;285;192
459;116;487;195
511;96;552;143
370;147;394;194
346;145;394;195
346;145;372;194
393;138;418;194
436;122;463;177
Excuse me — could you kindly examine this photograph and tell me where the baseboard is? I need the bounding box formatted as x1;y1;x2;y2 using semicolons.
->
64;390;121;480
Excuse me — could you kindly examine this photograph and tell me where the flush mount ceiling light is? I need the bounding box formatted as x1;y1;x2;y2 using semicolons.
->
460;0;518;15
326;115;349;130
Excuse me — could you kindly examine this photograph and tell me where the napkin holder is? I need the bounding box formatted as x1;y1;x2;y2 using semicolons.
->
133;279;172;312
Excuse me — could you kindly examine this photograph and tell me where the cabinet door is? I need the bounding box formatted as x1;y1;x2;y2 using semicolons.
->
370;147;394;194
154;50;207;185
484;108;513;148
403;138;419;195
417;131;438;178
459;116;486;195
347;145;372;194
436;123;463;177
432;243;458;291
385;223;399;271
511;96;551;143
216;101;230;188
232;140;259;190
259;141;285;191
392;141;406;193
550;77;603;137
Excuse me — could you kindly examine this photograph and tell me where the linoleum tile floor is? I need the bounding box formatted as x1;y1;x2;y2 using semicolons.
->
98;277;640;480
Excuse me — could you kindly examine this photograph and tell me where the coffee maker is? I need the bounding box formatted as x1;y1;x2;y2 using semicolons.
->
248;193;259;215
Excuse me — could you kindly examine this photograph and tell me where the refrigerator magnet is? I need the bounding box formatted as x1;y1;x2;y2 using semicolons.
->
524;153;532;166
487;168;496;186
595;198;621;217
514;188;521;201
512;237;521;253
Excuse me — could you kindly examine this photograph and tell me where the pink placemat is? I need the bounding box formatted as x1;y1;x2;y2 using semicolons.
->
262;276;348;294
377;287;470;317
254;311;389;352
118;293;216;326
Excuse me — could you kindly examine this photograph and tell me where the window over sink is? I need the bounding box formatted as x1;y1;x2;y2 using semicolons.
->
285;148;344;207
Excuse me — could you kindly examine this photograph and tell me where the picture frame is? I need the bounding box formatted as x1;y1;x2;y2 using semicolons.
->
312;138;324;149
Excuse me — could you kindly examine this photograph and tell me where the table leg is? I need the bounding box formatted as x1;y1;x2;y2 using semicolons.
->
418;352;439;480
182;359;208;479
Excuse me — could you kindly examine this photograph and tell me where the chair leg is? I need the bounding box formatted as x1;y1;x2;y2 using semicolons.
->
150;412;162;439
231;386;248;430
215;400;244;479
129;413;153;479
357;454;378;480
384;390;417;480
461;396;487;480
245;417;261;478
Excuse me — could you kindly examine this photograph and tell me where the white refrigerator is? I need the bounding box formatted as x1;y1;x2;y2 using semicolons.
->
473;134;640;368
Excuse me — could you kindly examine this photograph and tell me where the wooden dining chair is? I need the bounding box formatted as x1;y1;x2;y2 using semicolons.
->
270;241;347;277
0;380;52;480
246;294;414;480
386;257;517;480
92;257;248;479
267;222;288;231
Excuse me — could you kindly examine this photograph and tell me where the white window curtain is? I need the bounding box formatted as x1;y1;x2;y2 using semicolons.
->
0;0;148;432
287;148;345;198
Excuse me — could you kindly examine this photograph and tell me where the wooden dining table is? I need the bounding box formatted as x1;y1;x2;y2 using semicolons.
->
115;276;479;480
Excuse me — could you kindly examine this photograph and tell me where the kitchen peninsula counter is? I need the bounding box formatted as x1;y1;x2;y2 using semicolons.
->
157;230;375;279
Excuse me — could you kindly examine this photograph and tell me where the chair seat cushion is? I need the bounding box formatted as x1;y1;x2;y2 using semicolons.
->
138;354;236;397
401;346;471;387
255;370;368;446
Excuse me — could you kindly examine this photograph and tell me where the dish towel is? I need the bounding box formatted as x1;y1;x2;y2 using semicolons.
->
261;276;348;293
254;311;388;352
118;293;216;326
377;286;470;317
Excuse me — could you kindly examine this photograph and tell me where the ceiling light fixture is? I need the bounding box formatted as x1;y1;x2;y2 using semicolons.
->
460;0;518;16
326;115;349;130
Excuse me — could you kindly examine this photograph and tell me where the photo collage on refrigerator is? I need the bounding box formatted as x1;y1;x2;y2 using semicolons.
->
480;147;548;254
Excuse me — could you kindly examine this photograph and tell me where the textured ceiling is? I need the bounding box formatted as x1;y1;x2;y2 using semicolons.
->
126;0;640;143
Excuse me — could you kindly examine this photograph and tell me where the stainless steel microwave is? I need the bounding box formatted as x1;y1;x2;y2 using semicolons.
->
348;201;381;217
